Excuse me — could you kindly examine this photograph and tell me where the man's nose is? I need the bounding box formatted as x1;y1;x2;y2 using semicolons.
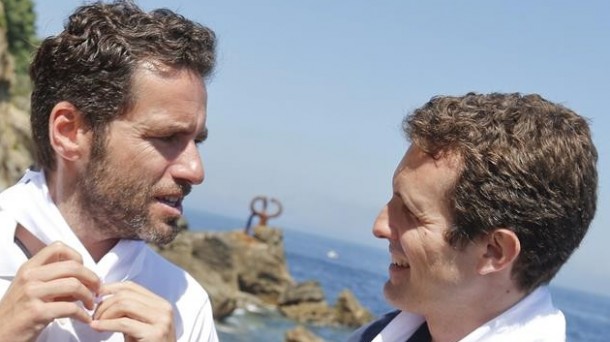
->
172;141;204;185
372;205;392;239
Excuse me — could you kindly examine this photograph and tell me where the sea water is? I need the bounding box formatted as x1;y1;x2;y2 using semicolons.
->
186;212;610;341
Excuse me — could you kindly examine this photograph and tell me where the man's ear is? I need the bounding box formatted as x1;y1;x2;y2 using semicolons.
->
477;228;521;275
49;101;90;162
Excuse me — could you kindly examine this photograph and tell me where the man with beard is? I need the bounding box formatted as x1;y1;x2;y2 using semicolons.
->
348;93;597;341
0;1;218;341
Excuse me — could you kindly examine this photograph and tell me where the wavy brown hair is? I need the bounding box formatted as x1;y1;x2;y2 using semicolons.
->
404;92;598;292
29;0;216;171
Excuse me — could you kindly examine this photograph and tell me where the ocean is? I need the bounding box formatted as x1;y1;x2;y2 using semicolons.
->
185;211;610;341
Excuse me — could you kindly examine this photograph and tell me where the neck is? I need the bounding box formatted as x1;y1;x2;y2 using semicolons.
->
425;282;527;342
47;170;119;262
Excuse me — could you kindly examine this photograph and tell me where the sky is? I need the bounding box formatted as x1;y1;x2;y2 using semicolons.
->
34;1;609;297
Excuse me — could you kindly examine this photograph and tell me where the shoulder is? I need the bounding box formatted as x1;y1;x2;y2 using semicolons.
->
0;209;18;248
0;209;17;230
0;211;22;297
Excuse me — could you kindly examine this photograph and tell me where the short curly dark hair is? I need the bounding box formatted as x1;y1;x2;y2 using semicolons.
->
404;92;598;292
29;0;216;171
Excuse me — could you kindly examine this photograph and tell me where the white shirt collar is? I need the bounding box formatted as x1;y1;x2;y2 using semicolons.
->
461;286;565;341
0;169;146;282
372;311;424;342
375;286;565;341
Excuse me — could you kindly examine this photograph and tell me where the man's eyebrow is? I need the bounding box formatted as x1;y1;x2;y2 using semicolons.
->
197;127;208;142
393;191;406;204
140;120;190;133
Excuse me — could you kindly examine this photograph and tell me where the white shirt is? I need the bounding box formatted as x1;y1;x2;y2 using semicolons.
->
0;170;218;341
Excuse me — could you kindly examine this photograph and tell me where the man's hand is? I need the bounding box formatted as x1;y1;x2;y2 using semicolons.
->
0;241;101;342
90;281;176;342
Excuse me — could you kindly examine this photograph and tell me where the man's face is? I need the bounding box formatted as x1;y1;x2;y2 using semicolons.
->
372;145;481;313
77;67;207;245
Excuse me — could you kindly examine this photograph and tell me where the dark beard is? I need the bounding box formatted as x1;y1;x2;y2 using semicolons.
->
75;143;183;245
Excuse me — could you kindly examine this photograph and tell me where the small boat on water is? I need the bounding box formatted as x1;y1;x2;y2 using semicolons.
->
326;249;339;259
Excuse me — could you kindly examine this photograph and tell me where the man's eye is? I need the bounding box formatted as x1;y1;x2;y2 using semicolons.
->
403;206;417;220
194;138;205;146
395;199;417;221
157;135;178;143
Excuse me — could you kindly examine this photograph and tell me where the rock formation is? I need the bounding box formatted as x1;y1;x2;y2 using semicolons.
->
284;325;324;342
153;225;373;328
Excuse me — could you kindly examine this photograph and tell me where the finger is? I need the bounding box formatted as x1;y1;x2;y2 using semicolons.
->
93;282;174;331
22;260;101;295
35;301;93;324
26;241;84;267
90;317;153;337
93;285;173;324
24;277;98;310
15;260;101;308
98;280;156;297
92;292;144;322
97;281;167;314
94;294;172;325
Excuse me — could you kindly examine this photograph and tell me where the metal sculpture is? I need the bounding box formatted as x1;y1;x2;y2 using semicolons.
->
244;195;283;234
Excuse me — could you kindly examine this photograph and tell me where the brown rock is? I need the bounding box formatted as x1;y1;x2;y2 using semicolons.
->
334;289;374;327
155;227;295;318
233;227;293;304
279;302;334;324
279;281;326;306
252;224;285;257
154;227;374;328
284;325;324;342
153;231;240;320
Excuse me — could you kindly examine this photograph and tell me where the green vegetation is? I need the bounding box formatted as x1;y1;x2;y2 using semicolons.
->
2;0;37;75
0;7;6;31
1;0;37;102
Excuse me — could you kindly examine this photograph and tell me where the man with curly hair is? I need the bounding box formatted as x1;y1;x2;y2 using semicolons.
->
0;1;218;340
349;93;597;341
